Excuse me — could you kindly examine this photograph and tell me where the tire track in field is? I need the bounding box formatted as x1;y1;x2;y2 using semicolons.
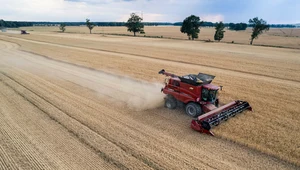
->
2;36;300;86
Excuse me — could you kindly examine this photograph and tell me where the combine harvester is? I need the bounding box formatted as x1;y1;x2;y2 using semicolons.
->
21;30;30;34
159;69;252;136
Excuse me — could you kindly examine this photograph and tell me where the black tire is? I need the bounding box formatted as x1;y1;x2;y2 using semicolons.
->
176;100;185;108
185;102;202;117
165;95;177;109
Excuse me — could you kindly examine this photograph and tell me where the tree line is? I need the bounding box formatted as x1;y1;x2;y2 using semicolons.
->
0;20;32;28
0;19;296;28
0;14;285;45
228;23;248;31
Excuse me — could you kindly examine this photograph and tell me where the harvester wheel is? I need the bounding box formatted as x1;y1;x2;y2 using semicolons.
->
185;103;202;117
165;95;177;109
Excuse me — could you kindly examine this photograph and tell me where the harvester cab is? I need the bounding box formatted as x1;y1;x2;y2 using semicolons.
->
159;69;252;136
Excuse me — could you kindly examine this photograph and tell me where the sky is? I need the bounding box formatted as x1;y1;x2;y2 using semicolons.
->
0;0;299;24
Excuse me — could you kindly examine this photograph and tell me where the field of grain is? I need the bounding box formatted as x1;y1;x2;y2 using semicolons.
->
17;26;300;49
0;29;299;169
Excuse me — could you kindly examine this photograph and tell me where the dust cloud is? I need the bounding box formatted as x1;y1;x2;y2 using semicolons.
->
90;73;165;111
3;30;21;34
42;61;166;111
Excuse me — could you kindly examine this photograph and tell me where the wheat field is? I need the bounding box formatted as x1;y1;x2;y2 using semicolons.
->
0;28;299;169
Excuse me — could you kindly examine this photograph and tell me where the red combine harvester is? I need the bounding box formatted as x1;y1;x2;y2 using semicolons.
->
159;69;252;136
21;30;29;34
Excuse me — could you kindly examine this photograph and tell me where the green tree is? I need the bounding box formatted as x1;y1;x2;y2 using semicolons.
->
0;19;5;28
180;15;203;40
214;22;225;41
228;23;247;31
125;13;144;36
86;19;95;34
249;17;270;45
59;23;66;32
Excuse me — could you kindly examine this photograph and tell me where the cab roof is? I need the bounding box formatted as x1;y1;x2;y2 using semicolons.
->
203;84;219;90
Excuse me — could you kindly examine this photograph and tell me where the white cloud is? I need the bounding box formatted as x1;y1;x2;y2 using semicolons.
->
117;13;164;22
143;13;164;22
201;14;224;23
